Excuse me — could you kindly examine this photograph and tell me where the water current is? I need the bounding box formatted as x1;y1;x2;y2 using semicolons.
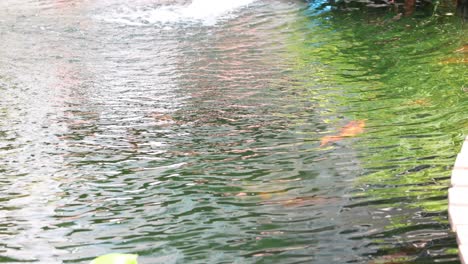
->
0;0;467;263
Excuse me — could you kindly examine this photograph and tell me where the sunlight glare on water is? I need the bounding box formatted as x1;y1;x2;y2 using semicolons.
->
96;0;258;26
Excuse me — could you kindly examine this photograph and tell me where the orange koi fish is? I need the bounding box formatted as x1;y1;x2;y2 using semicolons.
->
320;120;366;147
455;44;468;53
259;195;340;207
439;57;468;64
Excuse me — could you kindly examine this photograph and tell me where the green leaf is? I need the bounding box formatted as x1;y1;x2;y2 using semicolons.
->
90;253;138;264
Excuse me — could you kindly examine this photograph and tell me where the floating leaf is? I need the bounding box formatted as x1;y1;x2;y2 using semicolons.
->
90;253;138;264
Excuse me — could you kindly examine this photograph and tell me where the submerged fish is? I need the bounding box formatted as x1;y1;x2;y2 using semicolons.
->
455;44;468;53
320;120;366;147
259;195;339;207
439;57;468;64
405;98;431;106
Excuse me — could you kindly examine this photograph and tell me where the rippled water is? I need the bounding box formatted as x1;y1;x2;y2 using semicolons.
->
0;0;467;263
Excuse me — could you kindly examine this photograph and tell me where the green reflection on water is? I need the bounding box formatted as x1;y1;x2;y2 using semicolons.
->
285;6;467;263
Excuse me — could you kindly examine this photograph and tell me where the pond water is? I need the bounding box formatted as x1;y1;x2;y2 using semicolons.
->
0;0;467;263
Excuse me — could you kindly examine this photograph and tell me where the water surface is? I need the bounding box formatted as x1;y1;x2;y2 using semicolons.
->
0;0;467;263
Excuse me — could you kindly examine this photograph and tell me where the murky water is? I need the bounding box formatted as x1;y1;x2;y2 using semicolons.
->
0;0;467;263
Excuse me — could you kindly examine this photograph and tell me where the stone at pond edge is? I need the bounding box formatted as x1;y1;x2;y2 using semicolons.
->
460;245;468;264
449;188;468;232
451;170;468;187
454;154;468;169
90;253;138;264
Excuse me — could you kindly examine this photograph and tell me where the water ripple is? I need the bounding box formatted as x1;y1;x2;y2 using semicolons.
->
0;0;466;263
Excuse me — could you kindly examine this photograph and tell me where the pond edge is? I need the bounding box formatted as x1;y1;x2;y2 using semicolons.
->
449;136;468;264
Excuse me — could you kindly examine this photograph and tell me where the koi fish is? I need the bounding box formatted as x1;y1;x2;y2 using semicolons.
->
405;98;431;106
455;44;468;53
439;57;468;64
320;120;366;147
259;195;340;207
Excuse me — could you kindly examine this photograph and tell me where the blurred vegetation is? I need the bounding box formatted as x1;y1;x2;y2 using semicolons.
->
305;0;466;18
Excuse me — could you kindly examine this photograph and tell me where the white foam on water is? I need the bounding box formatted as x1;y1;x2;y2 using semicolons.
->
97;0;257;26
